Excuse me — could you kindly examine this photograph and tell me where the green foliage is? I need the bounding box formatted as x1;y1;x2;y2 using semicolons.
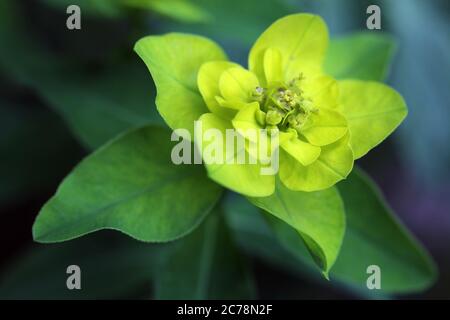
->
42;0;211;22
225;168;437;293
135;33;227;138
0;0;162;150
33;126;223;243
0;0;434;298
333;168;437;293
39;63;162;149
249;181;345;277
337;80;407;159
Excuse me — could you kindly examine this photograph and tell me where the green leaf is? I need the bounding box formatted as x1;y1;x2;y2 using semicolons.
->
195;112;275;197
332;168;437;293
248;179;346;276
337;80;407;159
197;61;241;119
249;13;329;85
32;126;223;243
224;193;311;274
325;32;396;81
223;193;384;298
134;33;227;138
279;134;354;192
237;168;437;293
0;233;166;299
154;208;255;299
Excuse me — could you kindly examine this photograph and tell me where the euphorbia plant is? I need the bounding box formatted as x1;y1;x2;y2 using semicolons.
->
32;13;436;296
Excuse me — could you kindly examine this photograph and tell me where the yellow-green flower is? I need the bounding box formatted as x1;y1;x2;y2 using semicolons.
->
135;13;407;197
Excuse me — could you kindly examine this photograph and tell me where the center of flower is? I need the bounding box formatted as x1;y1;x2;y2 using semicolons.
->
252;74;318;134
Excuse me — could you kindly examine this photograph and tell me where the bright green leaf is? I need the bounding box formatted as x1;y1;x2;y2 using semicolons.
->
325;32;396;81
337;80;407;159
154;208;255;299
219;67;259;103
196;112;275;197
279;134;353;192
300;107;348;146
33;126;223;243
134;33;227;138
249;13;329;85
280;137;321;166
248;179;346;276
197;61;240;119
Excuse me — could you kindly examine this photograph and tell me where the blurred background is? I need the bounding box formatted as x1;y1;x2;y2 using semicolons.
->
0;0;449;299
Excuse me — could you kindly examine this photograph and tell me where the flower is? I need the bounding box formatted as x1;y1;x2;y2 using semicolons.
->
135;13;407;197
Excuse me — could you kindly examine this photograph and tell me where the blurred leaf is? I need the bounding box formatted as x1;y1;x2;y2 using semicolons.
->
33;126;223;243
0;100;81;205
155;208;256;299
158;0;292;50
0;1;63;86
0;233;167;299
42;0;210;22
39;63;163;149
249;180;345;277
42;0;121;18
125;0;211;23
0;0;162;150
325;32;396;81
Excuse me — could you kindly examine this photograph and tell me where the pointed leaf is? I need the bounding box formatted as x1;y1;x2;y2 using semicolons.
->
248;179;345;276
134;33;227;138
337;80;407;159
231;168;437;293
33;126;223;243
249;13;329;84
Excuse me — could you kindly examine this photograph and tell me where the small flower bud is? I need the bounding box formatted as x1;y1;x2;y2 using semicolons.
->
266;109;283;125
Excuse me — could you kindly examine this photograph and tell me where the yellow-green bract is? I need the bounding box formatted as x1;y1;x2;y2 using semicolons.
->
135;13;407;197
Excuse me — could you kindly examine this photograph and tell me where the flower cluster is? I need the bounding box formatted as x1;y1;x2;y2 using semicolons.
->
136;13;407;197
